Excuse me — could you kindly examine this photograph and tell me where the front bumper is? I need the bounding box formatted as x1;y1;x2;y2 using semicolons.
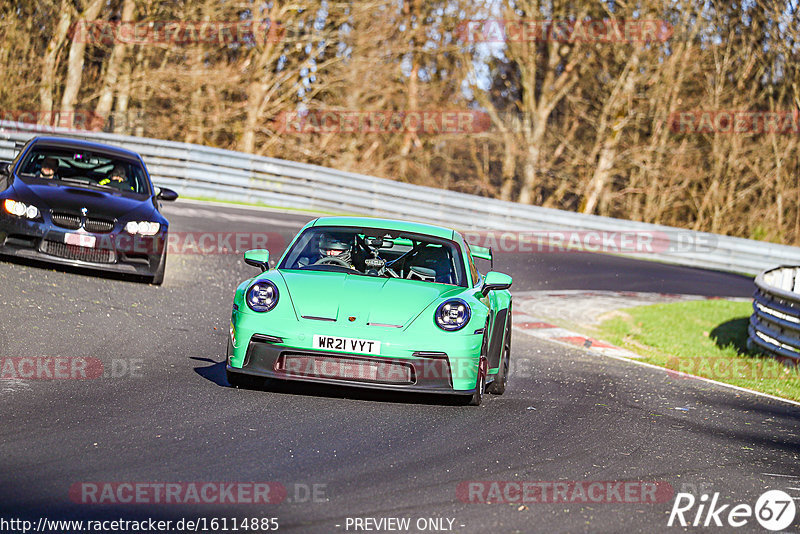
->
0;215;164;276
227;331;482;395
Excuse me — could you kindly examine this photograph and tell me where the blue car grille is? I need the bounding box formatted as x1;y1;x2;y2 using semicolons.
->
41;240;115;264
84;218;114;233
51;212;114;233
51;212;81;230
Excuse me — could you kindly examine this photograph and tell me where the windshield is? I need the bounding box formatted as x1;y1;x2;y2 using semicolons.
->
16;147;150;196
279;226;467;287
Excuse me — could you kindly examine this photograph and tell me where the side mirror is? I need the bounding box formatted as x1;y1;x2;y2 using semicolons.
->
156;187;178;201
481;271;512;296
244;249;270;272
0;162;10;176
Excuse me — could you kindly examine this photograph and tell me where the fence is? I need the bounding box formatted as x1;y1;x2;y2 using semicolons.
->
2;120;799;276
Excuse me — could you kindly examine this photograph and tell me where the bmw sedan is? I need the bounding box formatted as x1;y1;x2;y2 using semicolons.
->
0;136;178;284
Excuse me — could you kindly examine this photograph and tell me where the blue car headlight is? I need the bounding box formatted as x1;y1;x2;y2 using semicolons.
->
246;280;279;312
434;298;471;331
3;199;40;219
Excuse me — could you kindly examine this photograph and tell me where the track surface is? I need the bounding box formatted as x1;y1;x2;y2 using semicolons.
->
1;200;798;533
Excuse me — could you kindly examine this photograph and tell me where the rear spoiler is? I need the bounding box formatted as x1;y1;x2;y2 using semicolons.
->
470;245;493;270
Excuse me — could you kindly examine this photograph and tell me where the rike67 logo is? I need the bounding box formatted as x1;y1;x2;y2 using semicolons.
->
668;490;796;531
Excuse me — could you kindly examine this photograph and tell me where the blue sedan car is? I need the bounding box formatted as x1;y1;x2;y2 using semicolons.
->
0;136;178;284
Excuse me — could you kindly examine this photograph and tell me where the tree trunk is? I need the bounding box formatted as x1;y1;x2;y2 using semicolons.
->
94;0;135;128
60;0;105;117
39;0;73;123
113;62;132;134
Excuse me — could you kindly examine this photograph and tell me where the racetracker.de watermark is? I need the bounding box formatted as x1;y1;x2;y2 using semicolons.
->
0;357;144;379
69;482;327;504
456;19;673;43
0;110;104;132
70;20;285;45
58;232;285;257
669;110;800;135
273;110;491;135
666;356;800;381
462;230;718;254
457;481;674;504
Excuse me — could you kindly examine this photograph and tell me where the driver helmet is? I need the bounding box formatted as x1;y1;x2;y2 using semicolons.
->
319;232;351;257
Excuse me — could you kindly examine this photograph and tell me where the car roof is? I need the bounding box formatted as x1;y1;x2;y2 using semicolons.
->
310;216;456;240
27;136;143;161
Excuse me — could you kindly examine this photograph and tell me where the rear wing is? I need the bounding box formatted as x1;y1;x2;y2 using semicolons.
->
470;245;493;270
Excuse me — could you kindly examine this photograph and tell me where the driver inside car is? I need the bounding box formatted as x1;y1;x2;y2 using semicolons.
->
98;164;134;191
38;157;59;179
297;232;356;268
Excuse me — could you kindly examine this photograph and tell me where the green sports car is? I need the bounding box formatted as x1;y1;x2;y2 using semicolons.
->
226;216;513;405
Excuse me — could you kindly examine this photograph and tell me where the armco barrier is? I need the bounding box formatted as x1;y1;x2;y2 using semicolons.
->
749;266;800;361
1;120;799;275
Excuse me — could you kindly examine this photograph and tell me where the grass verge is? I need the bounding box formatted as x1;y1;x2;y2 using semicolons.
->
596;299;800;402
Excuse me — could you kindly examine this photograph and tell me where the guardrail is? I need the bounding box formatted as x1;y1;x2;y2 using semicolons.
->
749;266;800;361
2;120;799;276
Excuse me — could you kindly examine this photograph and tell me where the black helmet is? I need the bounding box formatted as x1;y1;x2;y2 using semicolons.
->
319;232;350;257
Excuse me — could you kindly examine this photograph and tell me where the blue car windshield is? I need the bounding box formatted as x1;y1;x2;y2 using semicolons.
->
17;147;150;196
279;226;467;287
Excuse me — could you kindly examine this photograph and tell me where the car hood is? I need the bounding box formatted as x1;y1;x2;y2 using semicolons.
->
278;270;462;327
12;179;153;219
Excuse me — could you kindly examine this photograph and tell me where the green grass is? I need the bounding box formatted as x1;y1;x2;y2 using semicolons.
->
596;300;800;402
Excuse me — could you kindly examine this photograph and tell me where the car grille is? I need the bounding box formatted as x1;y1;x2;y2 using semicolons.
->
84;218;114;233
40;240;115;264
51;212;115;233
277;353;413;385
51;212;81;230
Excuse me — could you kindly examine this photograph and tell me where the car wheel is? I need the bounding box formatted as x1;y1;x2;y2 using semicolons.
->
487;311;511;395
467;357;487;406
150;248;167;285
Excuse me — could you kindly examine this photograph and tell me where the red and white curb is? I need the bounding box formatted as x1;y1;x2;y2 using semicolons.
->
511;308;641;358
509;290;747;359
509;290;800;407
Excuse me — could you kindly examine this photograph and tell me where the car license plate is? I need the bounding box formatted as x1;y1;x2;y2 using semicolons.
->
64;232;96;248
313;335;381;355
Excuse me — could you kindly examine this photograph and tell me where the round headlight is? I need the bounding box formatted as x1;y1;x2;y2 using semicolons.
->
25;205;39;219
3;199;38;219
434;298;471;331
246;280;279;312
4;199;24;217
141;222;160;236
125;221;160;235
11;201;25;217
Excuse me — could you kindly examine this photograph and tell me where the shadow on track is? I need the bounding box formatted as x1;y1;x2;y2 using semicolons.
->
190;357;472;406
0;254;150;284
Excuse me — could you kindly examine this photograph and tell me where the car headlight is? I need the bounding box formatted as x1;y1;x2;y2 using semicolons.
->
246;280;279;312
434;298;471;331
125;221;161;236
3;199;39;219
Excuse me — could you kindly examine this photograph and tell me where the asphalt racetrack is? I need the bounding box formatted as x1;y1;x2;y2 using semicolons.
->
1;200;797;533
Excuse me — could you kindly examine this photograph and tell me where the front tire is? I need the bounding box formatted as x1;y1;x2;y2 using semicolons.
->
487;312;511;395
467;359;486;406
150;248;167;285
